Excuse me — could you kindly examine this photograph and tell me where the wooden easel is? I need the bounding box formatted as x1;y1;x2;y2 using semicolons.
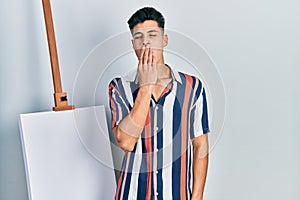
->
42;0;74;111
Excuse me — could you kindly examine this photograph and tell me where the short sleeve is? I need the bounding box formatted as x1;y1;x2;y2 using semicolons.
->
108;78;130;129
189;84;210;139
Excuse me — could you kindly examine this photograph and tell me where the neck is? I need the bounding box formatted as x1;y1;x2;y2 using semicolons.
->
155;55;171;79
156;63;171;80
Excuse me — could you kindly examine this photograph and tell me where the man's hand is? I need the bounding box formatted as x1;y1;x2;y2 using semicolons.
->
113;45;157;152
137;45;157;88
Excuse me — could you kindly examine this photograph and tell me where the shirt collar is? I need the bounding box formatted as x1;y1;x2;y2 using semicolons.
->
122;65;182;84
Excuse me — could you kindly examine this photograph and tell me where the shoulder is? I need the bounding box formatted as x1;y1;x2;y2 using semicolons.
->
177;71;204;90
108;77;122;91
108;77;122;86
109;70;136;88
177;71;206;103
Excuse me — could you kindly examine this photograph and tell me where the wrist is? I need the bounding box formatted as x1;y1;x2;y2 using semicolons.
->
138;84;154;94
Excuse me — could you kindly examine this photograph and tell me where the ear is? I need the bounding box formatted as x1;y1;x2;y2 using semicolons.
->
163;34;168;47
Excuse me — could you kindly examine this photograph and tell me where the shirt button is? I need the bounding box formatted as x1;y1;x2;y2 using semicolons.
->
156;192;159;196
155;106;159;110
155;148;159;152
156;171;158;174
155;127;159;131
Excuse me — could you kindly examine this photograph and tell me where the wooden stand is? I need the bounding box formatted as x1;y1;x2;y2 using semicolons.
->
42;0;74;111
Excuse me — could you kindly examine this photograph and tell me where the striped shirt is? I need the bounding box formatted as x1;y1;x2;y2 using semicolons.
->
108;67;210;200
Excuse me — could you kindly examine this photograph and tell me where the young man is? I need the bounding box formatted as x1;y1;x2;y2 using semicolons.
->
108;7;210;200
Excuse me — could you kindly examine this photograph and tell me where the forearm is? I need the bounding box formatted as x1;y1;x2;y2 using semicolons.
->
191;135;209;200
129;85;153;126
114;45;157;151
114;85;153;151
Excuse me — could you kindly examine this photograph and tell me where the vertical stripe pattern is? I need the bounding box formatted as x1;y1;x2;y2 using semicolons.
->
108;68;210;200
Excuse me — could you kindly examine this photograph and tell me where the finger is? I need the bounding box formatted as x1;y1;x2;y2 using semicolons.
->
148;48;153;67
139;45;146;61
152;48;157;64
138;45;146;70
152;50;157;68
143;46;149;70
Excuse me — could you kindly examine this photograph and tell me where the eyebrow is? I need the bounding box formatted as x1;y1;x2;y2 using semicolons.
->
147;30;159;33
133;29;159;37
133;32;143;37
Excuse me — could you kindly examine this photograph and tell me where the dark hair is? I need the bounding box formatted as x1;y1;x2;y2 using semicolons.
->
127;7;165;31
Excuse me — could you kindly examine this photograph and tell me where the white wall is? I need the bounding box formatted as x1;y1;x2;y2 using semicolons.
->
1;0;300;199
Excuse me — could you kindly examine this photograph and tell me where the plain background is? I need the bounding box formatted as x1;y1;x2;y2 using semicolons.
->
1;0;300;199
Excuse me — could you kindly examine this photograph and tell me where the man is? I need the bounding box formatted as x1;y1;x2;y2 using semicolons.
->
108;7;210;200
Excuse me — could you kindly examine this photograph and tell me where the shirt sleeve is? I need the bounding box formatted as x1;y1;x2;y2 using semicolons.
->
189;82;210;139
108;78;130;129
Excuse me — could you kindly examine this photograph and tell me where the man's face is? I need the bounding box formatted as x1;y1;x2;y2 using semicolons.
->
131;20;167;62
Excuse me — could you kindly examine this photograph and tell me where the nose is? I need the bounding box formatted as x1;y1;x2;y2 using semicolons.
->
142;36;150;46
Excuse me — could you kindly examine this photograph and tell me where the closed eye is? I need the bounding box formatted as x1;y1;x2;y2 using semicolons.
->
134;35;143;40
